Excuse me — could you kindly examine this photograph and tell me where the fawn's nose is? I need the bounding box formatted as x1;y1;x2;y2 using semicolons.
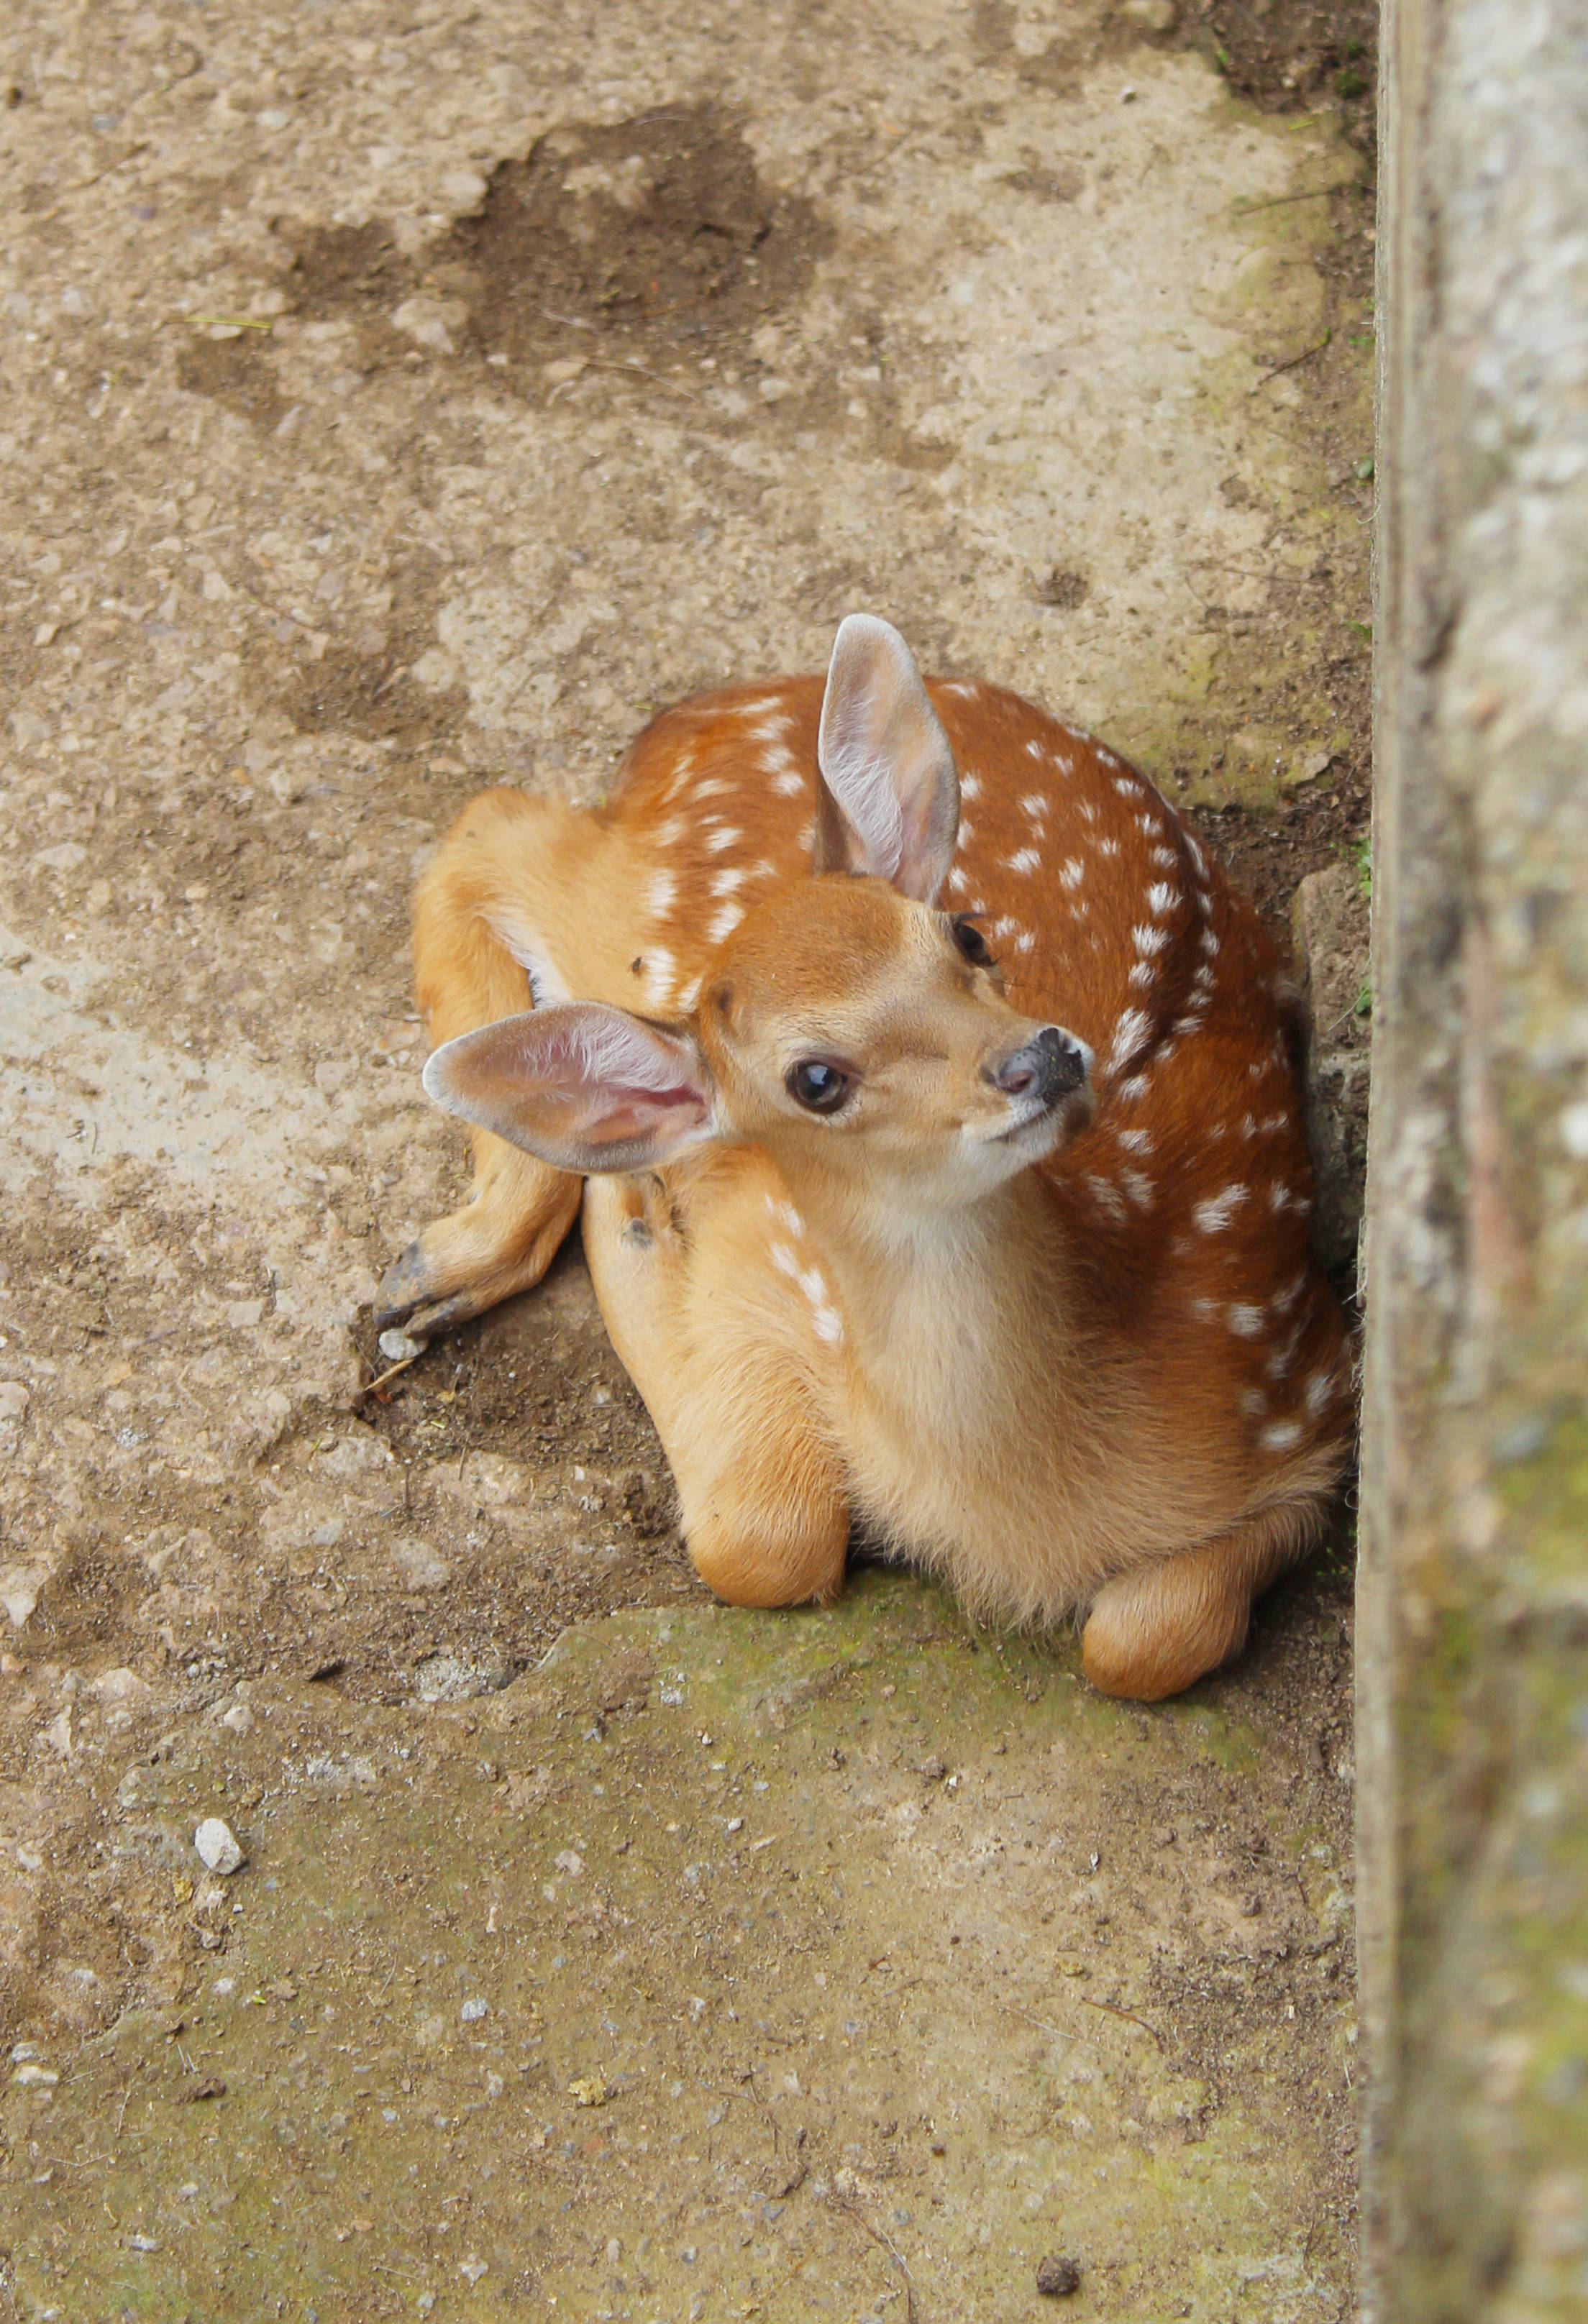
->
991;1025;1090;1105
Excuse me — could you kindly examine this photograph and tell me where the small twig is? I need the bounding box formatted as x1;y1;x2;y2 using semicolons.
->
1078;1994;1166;2051
1233;182;1356;216
828;2193;918;2323
349;1352;421;1401
187;314;274;332
1249;334;1333;393
41;141;151;215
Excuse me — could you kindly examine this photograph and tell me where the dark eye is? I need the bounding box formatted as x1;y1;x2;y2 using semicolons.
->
951;915;995;968
787;1058;852;1114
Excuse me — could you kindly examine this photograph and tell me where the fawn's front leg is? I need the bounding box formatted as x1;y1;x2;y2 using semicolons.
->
582;1161;852;1608
376;789;583;1337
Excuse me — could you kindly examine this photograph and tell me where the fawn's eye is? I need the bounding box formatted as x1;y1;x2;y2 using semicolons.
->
787;1058;852;1114
950;915;995;968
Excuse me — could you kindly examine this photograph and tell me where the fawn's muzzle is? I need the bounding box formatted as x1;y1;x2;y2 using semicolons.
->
992;1026;1090;1107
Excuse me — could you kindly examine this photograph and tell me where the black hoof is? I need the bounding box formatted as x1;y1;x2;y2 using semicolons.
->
372;1240;435;1331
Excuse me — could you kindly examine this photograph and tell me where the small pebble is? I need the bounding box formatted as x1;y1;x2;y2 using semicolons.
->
378;1327;426;1363
1036;2253;1081;2297
193;1817;245;1876
460;1998;489;2023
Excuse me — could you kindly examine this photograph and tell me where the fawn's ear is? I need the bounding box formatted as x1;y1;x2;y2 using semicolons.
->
813;613;960;904
422;1005;716;1174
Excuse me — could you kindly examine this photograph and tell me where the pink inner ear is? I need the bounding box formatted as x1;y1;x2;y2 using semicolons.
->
423;1005;714;1174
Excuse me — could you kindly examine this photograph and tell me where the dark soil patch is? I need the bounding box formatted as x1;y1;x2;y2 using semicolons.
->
262;548;468;744
283;102;832;385
455;103;832;362
1190;765;1371;951
175;329;283;431
1177;0;1379;160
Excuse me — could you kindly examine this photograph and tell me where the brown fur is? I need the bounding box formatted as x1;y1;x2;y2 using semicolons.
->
380;650;1353;1698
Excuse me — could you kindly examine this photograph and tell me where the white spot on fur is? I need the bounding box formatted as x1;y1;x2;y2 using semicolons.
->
1128;962;1155;990
1269;1184;1295;1211
707;902;744;944
991;915;1020;940
1059;857;1085;890
1272;1272;1308;1314
1261;1419;1302;1452
1108;1008;1153;1074
1121;1168;1154;1206
770;1241;800;1280
1199;927;1220;957
959;771;982;802
655;816;687;848
1117;1127;1154;1153
694;777;732;800
677;974;702;1012
1117;1074;1150;1104
798;1264;832;1312
1193;1184;1249;1233
705;826;742;854
1187;835;1208;877
1099;838;1121;859
711;866;748;898
1113;776;1144;797
1079;801;1098;825
1305;1371;1334;1417
642;950;676;1010
1146;883;1178;917
1007;847;1041;874
1087;1176;1128;1224
1132;924;1169;957
1025;738;1043;759
812;1304;844;1345
646;870;677;918
1228;1303;1265;1339
772;769;806;797
958;819;976;846
1014;931;1035;954
1195;888;1213;920
948;866;969;895
486;912;573;1007
1151;846;1179;870
1021;792;1049;819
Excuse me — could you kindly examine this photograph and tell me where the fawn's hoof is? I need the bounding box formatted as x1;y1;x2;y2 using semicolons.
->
372;1239;437;1332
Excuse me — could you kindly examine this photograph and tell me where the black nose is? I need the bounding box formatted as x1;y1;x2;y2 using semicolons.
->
994;1026;1089;1104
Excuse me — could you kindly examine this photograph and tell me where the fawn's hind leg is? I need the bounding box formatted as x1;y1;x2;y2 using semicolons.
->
1080;1499;1324;1701
376;788;583;1337
583;1163;851;1608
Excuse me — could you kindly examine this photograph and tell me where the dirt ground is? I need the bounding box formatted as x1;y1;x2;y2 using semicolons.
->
0;0;1374;2315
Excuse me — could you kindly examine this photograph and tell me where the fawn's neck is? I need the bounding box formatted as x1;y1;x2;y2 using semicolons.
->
781;1166;1084;1443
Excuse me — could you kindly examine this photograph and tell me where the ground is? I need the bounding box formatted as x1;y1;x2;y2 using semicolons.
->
0;0;1374;2316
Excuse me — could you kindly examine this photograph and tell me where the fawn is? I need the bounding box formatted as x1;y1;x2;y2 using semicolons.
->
376;616;1352;1699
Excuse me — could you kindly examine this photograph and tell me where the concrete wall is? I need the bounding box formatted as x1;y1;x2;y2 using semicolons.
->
1360;0;1588;2313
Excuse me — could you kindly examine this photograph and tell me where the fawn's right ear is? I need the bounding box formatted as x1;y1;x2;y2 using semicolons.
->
813;613;960;905
422;1005;717;1174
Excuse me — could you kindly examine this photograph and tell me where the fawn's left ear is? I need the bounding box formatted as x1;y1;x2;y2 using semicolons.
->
423;1005;716;1175
813;613;961;904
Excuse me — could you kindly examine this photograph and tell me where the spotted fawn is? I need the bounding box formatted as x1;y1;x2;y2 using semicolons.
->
376;615;1352;1699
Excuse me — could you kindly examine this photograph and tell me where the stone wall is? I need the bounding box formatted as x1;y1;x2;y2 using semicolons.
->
1360;0;1588;2314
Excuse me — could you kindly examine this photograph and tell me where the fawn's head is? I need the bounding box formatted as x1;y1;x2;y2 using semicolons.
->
425;616;1092;1214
